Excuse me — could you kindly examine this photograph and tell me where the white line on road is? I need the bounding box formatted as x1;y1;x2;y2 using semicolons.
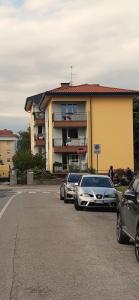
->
28;192;36;194
0;192;21;220
43;192;50;194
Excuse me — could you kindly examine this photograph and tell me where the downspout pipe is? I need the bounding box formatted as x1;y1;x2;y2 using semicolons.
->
90;96;93;170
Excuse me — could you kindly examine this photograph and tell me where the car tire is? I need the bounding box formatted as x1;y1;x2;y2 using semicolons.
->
60;191;64;200
64;198;68;203
74;198;82;210
64;192;68;203
135;228;139;263
116;213;130;244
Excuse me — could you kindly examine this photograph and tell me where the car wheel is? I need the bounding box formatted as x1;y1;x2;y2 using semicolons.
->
135;228;139;263
64;191;68;203
64;198;68;203
116;213;130;244
74;198;82;210
60;190;64;200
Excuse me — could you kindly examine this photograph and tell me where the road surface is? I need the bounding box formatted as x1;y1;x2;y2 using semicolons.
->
0;185;139;300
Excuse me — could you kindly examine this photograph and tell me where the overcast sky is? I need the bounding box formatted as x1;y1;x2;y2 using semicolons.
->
0;0;139;133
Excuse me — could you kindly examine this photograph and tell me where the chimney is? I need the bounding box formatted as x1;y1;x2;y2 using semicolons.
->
61;82;70;87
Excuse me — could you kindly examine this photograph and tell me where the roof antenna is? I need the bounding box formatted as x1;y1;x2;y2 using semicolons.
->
70;65;73;86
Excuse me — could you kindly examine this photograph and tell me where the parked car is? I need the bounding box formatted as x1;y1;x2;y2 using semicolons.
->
74;174;117;210
60;173;83;203
116;175;139;262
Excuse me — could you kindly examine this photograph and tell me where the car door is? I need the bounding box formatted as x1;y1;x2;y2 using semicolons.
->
125;180;139;237
61;177;67;198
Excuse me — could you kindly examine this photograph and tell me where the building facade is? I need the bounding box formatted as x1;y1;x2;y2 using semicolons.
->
0;129;18;167
25;93;46;156
25;83;139;173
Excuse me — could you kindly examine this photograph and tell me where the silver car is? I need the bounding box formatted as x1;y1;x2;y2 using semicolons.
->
74;174;117;210
60;173;83;203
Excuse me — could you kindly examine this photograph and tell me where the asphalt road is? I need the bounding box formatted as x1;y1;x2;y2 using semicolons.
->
0;185;139;300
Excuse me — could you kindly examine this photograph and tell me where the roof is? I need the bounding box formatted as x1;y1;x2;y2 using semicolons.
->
39;83;139;110
46;84;139;95
25;84;139;112
25;92;45;112
0;129;17;138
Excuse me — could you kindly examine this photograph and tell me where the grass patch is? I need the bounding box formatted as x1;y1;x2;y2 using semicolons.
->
116;185;128;193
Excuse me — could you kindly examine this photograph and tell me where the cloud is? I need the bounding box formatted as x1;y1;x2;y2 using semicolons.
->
0;0;139;131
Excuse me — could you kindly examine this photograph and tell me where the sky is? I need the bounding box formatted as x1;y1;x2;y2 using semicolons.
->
0;0;139;133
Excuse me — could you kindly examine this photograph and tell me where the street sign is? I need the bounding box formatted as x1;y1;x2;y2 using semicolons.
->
94;144;101;154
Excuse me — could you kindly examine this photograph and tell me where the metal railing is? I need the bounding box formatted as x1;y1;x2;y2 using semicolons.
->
53;162;88;173
34;112;45;120
34;134;45;141
53;138;87;147
52;112;87;121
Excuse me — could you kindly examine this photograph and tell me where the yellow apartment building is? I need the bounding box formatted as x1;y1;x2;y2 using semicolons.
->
25;83;139;173
0;129;18;167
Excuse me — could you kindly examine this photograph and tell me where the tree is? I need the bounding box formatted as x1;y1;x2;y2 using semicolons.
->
17;127;31;151
13;150;33;172
13;152;46;172
133;98;139;168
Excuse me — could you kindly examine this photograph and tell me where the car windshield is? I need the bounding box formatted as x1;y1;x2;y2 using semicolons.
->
68;174;81;183
81;176;112;188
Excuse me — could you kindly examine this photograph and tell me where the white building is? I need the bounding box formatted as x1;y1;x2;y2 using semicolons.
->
25;93;46;156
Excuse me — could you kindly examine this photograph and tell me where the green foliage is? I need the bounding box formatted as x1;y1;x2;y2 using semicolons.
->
32;154;46;169
13;151;33;172
13;151;46;172
17;128;31;151
33;167;53;180
134;99;139;168
116;186;128;193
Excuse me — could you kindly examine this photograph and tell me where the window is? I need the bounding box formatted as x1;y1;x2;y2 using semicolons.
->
7;158;10;162
38;126;42;134
69;154;79;162
68;128;78;138
68;174;82;183
81;177;112;188
61;104;77;118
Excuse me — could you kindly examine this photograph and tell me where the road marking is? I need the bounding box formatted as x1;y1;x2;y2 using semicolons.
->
43;192;50;194
28;192;36;194
0;192;20;220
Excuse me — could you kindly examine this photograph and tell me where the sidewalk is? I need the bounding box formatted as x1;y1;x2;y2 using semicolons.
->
0;180;62;190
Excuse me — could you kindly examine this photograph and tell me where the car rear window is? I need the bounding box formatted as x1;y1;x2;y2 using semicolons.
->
81;177;112;188
68;174;82;183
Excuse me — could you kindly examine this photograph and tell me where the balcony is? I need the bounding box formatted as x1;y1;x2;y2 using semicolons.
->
34;134;45;146
52;113;87;128
53;138;87;153
34;112;45;125
53;162;88;173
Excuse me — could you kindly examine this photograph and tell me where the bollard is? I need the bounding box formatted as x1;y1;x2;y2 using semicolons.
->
27;170;34;185
10;169;17;185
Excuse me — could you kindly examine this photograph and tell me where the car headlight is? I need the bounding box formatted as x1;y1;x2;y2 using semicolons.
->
79;193;92;197
105;193;116;198
67;186;75;191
